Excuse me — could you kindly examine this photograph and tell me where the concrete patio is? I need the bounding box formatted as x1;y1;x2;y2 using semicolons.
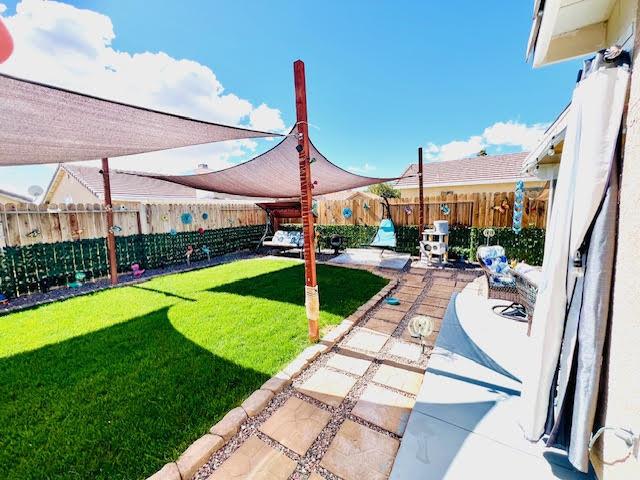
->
390;279;597;480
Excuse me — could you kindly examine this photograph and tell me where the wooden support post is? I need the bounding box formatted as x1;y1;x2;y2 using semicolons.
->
101;158;118;286
418;147;425;235
294;59;319;343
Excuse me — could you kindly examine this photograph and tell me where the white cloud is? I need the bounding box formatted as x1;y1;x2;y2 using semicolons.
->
348;163;377;174
0;0;286;175
0;4;6;14
425;121;547;162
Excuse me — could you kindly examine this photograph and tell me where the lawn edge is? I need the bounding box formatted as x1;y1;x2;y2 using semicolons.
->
147;264;398;480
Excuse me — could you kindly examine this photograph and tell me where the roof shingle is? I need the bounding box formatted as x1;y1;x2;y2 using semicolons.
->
62;165;197;201
395;152;531;189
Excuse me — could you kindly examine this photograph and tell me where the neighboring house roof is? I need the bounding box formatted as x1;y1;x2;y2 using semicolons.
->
316;189;378;201
44;164;197;203
0;188;33;203
394;152;532;189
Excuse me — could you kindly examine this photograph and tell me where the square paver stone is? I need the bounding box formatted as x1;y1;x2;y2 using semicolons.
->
352;384;414;435
326;353;372;376
208;435;296;480
343;329;389;353
296;368;357;407
388;340;423;362
259;397;331;455
320;419;400;480
394;292;419;302
374;308;406;323
365;317;398;335
373;364;423;395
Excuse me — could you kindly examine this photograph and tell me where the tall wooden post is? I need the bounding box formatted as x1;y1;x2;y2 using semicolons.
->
101;158;118;285
294;59;319;342
418;147;425;234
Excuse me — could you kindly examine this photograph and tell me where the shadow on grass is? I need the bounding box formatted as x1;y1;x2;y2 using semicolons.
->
131;285;197;302
206;263;388;317
0;307;268;480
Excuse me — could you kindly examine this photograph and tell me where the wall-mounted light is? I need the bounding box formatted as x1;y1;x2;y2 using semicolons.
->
547;145;556;156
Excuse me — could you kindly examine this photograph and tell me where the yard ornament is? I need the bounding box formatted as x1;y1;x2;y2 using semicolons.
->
68;272;86;289
198;227;205;234
0;18;13;64
131;263;145;278
342;207;352;219
186;245;194;265
386;296;400;305
408;315;434;353
512;180;525;234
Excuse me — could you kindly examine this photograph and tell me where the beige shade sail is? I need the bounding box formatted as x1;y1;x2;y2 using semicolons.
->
0;73;281;166
125;132;399;198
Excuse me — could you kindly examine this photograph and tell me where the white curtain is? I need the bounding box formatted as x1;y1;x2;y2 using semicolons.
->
519;66;630;443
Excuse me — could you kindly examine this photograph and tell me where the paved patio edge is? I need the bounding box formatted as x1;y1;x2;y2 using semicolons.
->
145;268;397;480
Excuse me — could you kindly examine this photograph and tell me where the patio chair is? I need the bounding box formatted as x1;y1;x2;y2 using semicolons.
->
476;245;526;322
370;218;397;253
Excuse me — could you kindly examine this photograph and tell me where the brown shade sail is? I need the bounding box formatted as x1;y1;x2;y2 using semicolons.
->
126;132;398;198
0;73;281;166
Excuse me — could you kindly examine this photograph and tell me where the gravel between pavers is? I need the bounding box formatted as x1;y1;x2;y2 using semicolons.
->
193;267;484;480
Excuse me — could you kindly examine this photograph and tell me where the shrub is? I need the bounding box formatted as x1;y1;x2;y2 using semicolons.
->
282;223;545;265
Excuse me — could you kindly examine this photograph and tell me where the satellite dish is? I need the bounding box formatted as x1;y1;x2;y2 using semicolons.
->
28;185;44;197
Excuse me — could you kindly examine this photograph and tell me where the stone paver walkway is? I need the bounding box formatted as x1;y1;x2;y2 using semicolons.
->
194;265;480;480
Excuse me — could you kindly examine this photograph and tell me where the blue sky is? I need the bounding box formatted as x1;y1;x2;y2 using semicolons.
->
0;0;582;198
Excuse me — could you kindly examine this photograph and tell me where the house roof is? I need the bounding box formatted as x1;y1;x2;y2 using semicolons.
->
45;164;197;203
316;189;378;201
395;152;531;189
0;188;33;203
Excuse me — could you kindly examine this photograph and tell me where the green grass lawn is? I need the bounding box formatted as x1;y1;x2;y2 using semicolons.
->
0;258;387;480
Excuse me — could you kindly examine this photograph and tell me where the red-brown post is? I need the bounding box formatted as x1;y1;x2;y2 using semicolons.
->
294;59;319;342
101;158;118;285
418;147;425;234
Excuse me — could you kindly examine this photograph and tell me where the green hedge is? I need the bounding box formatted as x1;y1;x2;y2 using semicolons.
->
281;223;545;265
0;225;263;298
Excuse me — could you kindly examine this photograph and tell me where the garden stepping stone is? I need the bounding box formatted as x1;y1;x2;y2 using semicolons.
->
326;353;372;376
296;367;357;407
352;384;414;436
373;364;423;395
365;317;398;335
259;396;331;455
388;340;423;362
208;435;297;480
373;307;406;323
401;273;424;286
420;296;450;308
396;285;422;296
393;292;420;302
343;329;389;353
416;304;446;318
320;419;400;480
382;301;412;312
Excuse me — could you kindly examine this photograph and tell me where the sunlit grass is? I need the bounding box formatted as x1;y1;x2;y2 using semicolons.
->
0;258;387;479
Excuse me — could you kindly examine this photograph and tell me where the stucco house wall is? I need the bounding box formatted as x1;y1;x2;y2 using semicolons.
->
399;180;547;198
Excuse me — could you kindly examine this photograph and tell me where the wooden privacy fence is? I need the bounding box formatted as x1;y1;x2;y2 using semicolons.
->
313;192;547;229
0;202;267;247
